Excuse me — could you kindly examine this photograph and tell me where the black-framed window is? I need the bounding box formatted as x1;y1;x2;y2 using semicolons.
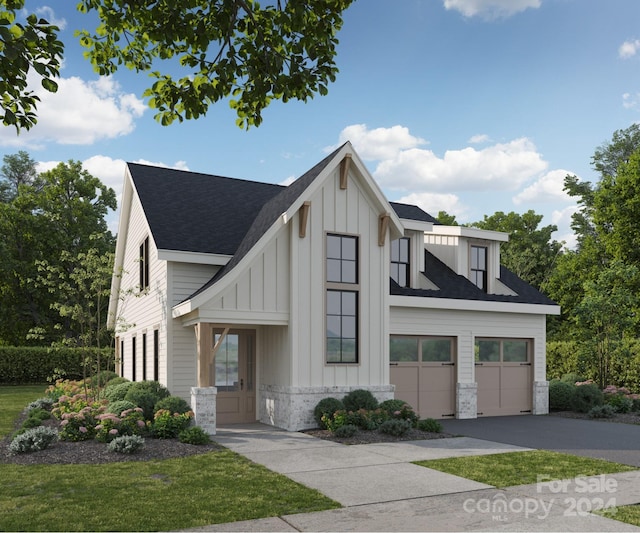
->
470;245;488;292
119;338;124;377
326;234;359;363
327;234;358;284
142;333;147;380
131;337;137;381
153;329;159;381
391;237;410;288
139;237;149;290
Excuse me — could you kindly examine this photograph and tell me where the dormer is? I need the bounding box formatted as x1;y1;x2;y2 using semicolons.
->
423;225;515;295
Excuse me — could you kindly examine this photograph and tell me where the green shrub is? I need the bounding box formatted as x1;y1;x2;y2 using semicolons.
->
26;407;51;421
9;426;58;454
379;419;411;437
107;400;137;416
549;379;576;410
417;418;443;433
345;408;389;430
107;434;145;454
379;399;408;414
58;409;99;441
604;393;633;413
95;408;146;443
589;405;616;419
334;424;358;438
21;416;43;429
313;397;345;428
178;426;211;445
104;376;129;388
342;389;379;412
561;373;585;385
386;404;418;427
0;346;114;384
91;370;119;389
633;398;640;412
154;395;191;415
125;381;171;420
571;383;604;413
151;409;193;439
104;381;134;402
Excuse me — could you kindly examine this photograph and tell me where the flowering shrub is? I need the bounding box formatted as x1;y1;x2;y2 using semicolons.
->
9;426;58;454
95;408;146;442
51;392;108;420
603;385;635;413
107;434;145;454
151;409;193;439
388;404;418;427
59;408;100;441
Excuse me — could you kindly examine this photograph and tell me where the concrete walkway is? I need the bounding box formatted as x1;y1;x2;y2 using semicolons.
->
182;423;640;532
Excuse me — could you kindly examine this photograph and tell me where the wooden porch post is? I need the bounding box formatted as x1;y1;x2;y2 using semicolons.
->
195;324;213;387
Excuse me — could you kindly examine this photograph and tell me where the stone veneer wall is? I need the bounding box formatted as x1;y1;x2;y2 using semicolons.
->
259;384;395;431
532;380;549;415
456;382;477;419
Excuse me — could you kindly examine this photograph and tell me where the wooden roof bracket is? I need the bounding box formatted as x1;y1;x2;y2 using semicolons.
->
378;212;390;246
210;326;230;364
340;153;352;190
299;201;311;238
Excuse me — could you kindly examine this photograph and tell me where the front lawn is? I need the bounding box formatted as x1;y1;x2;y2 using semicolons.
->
0;385;340;531
598;504;640;526
0;450;339;531
415;450;637;488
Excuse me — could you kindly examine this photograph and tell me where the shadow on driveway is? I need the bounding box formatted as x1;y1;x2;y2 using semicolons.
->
441;415;640;467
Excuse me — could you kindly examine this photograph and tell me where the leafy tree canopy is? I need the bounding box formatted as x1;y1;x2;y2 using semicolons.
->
2;0;353;132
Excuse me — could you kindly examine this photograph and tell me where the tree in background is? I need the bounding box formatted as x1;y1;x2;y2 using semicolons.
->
471;210;562;292
2;0;353;132
0;153;115;345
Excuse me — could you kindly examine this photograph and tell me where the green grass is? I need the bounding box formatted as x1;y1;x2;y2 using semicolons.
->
0;384;48;436
0;385;340;531
598;504;640;527
415;450;637;488
0;449;340;531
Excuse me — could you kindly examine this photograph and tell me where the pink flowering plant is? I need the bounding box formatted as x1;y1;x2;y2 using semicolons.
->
59;407;99;441
603;384;637;413
95;408;146;443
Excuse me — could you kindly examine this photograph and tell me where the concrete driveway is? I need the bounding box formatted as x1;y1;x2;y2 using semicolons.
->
442;414;640;467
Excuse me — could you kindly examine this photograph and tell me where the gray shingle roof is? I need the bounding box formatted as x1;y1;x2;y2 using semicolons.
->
390;250;556;305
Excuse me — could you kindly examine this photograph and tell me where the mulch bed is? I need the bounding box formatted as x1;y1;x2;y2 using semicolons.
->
303;427;455;445
550;410;640;425
0;415;221;466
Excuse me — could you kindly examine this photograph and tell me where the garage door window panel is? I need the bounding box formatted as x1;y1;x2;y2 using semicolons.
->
503;340;529;362
476;339;500;362
422;338;453;362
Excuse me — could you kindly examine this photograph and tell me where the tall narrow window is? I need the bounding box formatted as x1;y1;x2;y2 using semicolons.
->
391;237;410;287
470;245;488;292
153;329;159;381
131;337;137;381
142;333;147;381
326;234;359;363
139;237;149;290
119;339;124;377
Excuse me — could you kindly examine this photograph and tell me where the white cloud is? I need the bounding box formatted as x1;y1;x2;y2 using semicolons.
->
325;124;427;161
512;168;574;205
396;192;468;220
35;6;66;29
443;0;541;19
619;39;640;59
0;74;145;148
468;134;490;144
551;205;579;249
374;137;547;192
623;92;640;110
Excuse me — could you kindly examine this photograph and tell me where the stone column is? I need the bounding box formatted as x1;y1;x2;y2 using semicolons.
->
191;386;217;435
533;381;549;415
456;382;477;419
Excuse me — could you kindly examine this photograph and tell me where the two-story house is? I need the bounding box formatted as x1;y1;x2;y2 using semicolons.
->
107;142;559;433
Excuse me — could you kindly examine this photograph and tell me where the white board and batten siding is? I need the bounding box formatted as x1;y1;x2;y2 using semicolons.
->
289;166;390;389
167;262;220;400
390;306;547;384
116;193;168;385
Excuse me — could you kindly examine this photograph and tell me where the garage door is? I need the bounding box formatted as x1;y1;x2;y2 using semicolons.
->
390;336;456;419
475;338;532;416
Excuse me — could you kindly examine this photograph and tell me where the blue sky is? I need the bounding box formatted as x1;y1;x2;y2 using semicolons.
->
3;0;640;247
